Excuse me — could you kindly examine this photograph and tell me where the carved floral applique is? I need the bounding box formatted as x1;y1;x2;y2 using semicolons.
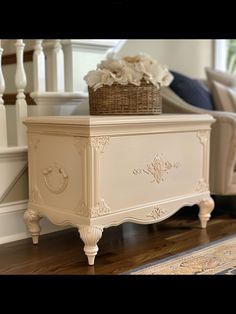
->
133;154;180;184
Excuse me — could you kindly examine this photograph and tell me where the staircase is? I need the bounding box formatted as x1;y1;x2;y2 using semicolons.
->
0;39;126;243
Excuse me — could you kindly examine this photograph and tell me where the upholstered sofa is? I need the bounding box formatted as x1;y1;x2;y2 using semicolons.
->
161;86;236;196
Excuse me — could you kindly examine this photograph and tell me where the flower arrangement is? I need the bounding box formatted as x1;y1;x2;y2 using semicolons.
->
84;53;173;91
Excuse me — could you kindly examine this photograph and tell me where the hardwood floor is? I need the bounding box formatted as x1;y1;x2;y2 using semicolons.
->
1;207;236;274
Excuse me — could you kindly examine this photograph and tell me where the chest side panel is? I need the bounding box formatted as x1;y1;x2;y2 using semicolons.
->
28;133;83;213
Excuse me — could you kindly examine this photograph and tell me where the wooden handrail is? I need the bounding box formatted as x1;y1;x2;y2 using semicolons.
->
3;93;36;105
2;50;34;66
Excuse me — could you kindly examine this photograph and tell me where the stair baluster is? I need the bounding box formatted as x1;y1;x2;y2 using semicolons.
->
52;39;65;92
33;40;46;92
0;40;7;148
15;39;27;146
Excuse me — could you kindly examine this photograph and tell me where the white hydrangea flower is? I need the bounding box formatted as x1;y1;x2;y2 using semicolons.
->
84;53;173;91
98;59;124;73
83;70;103;88
84;69;115;91
137;53;158;65
111;69;129;85
123;63;143;85
100;69;114;85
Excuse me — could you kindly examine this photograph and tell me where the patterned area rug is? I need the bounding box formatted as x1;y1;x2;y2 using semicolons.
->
127;235;236;275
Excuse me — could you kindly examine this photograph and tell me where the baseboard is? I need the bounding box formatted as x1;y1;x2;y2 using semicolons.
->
0;232;29;245
0;200;69;245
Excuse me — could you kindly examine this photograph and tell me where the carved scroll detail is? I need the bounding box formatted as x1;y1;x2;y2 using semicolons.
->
30;185;44;204
75;199;110;218
91;199;110;217
197;131;208;145
196;179;209;192
133;154;180;184
73;136;109;154
147;206;167;220
89;136;110;153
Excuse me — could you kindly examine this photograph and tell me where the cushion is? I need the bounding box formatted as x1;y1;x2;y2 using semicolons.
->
169;71;214;110
212;80;236;112
205;67;236;92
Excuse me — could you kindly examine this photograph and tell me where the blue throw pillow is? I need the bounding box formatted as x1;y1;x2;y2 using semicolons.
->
169;71;214;110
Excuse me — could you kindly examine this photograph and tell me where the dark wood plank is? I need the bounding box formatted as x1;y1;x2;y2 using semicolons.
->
0;211;236;274
3;93;37;105
2;50;33;65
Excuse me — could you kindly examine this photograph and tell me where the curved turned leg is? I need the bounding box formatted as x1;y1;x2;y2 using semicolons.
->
78;225;103;266
24;209;42;244
198;197;215;229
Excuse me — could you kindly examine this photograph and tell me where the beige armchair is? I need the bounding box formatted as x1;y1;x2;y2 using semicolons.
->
162;87;236;196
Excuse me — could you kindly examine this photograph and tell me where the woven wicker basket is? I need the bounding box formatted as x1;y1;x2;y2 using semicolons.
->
88;81;162;115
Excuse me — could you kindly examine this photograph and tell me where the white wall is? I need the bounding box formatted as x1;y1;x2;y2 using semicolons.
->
117;40;214;79
5;105;17;146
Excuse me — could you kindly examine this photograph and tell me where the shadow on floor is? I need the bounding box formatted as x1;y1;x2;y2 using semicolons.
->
174;195;236;219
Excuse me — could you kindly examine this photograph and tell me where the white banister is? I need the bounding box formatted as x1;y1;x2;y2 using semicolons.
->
52;40;65;92
33;40;46;92
0;40;7;147
15;39;27;146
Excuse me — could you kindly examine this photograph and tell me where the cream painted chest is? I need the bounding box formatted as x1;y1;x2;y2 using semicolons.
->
24;114;215;265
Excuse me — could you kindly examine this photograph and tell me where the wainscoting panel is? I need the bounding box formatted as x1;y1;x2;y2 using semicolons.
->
0;200;69;244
